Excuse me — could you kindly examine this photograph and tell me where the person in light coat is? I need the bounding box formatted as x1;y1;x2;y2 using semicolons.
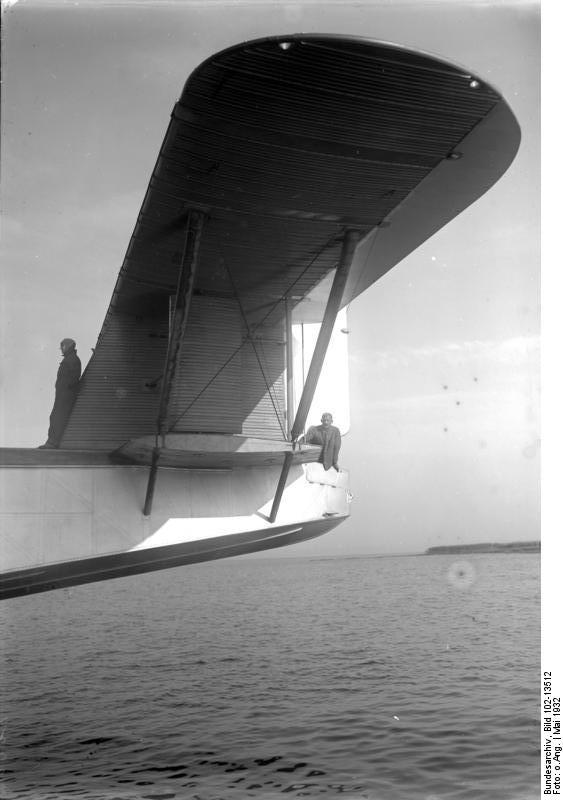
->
305;412;341;471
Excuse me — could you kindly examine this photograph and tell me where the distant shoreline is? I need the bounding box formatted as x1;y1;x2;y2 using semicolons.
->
424;541;540;555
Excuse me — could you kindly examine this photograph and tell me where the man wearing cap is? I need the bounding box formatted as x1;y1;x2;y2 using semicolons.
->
305;412;341;471
39;339;82;449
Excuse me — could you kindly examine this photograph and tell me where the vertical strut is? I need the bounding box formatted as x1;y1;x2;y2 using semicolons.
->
291;229;359;441
269;229;359;523
143;446;161;518
157;209;205;435
143;209;205;517
285;298;294;439
268;451;294;525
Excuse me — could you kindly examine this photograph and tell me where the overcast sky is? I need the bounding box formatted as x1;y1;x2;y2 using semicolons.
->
1;0;540;555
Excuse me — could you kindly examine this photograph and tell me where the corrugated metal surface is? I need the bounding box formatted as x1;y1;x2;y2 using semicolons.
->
61;35;504;450
62;314;168;450
168;298;286;438
241;321;287;439
168;296;243;433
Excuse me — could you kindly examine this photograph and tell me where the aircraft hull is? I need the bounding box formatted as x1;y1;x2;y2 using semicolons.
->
0;516;344;601
0;458;350;600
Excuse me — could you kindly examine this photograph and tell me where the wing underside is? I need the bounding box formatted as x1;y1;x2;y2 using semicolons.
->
61;35;519;450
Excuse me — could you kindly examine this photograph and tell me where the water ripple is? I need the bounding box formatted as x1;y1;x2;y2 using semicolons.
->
0;553;539;799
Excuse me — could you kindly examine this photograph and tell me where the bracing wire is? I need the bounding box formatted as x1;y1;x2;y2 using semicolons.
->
167;235;341;431
224;263;287;439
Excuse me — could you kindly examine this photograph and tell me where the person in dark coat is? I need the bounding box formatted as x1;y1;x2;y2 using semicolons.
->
305;412;341;471
39;338;81;449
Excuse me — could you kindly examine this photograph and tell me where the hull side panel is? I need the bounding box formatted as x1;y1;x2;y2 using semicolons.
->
0;462;350;599
0;516;344;600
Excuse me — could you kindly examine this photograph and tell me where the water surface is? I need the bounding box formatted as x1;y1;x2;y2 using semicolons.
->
0;552;539;799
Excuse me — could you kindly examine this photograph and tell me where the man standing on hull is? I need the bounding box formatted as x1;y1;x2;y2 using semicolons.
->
305;412;341;471
39;338;81;449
